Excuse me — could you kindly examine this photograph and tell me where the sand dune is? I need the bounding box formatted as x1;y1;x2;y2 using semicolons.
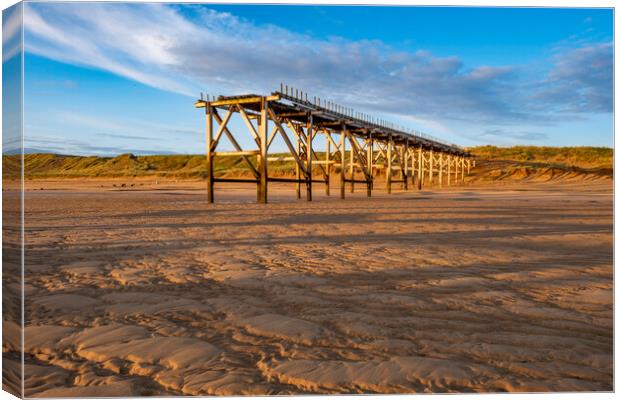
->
467;159;611;184
6;178;612;395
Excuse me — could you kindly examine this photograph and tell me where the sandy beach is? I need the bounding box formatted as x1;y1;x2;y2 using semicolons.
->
5;178;613;395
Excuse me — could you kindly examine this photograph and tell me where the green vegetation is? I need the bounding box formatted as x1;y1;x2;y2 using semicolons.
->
2;146;612;180
3;152;301;179
468;146;613;169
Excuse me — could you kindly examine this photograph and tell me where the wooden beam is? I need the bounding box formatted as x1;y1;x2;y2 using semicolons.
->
324;130;341;155
195;94;280;107
243;113;260;120
206;104;214;203
325;135;331;196
267;125;279;149
212;108;260;179
257;98;268;203
267;109;308;178
317;120;348;127
375;143;387;163
213;150;259;157
403;141;409;190
276;111;308;118
308;139;328;181
269;177;324;183
348;134;372;181
306;114;313;201
409;148;416;188
453;156;457;183
447;154;451;186
296;130;301;200
418;146;423;190
211;107;233;151
340;127;346;199
439;152;443;188
396;144;407;190
367;133;373;195
429;149;434;188
268;156;295;162
349;136;355;193
238;105;260;145
386;133;393;194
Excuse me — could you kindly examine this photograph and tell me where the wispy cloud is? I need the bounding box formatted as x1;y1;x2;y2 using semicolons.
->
24;134;178;156
3;4;22;62
481;128;549;142
23;110;200;155
22;3;612;141
532;42;612;114
24;3;197;95
97;133;156;142
56;112;198;138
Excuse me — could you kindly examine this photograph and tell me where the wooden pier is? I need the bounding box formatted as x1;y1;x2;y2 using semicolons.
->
195;86;472;203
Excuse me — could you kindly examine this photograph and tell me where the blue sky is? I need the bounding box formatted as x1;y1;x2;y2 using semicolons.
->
3;3;614;155
2;4;21;154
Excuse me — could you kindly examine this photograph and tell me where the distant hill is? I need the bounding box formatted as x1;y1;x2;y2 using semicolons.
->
2;146;613;183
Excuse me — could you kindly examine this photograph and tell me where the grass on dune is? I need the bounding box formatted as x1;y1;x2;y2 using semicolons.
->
2;146;613;179
467;146;613;169
4;152;303;179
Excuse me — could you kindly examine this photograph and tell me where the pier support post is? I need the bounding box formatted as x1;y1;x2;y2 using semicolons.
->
461;156;465;183
447;154;451;186
296;127;301;199
306;114;313;201
325;135;330;196
258;98;269;203
398;140;409;190
454;156;459;183
410;148;416;188
340;127;346;199
467;158;471;175
349;139;355;193
439;153;443;188
454;156;457;183
429;149;434;188
206;103;214;203
404;141;409;190
367;133;373;196
418;146;423;190
386;133;393;194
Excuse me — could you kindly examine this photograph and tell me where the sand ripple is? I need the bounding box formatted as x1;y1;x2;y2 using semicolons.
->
13;181;613;395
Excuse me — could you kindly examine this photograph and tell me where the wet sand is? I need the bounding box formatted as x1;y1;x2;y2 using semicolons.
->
8;179;613;395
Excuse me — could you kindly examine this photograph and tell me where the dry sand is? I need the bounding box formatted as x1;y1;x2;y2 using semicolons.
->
5;178;613;395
